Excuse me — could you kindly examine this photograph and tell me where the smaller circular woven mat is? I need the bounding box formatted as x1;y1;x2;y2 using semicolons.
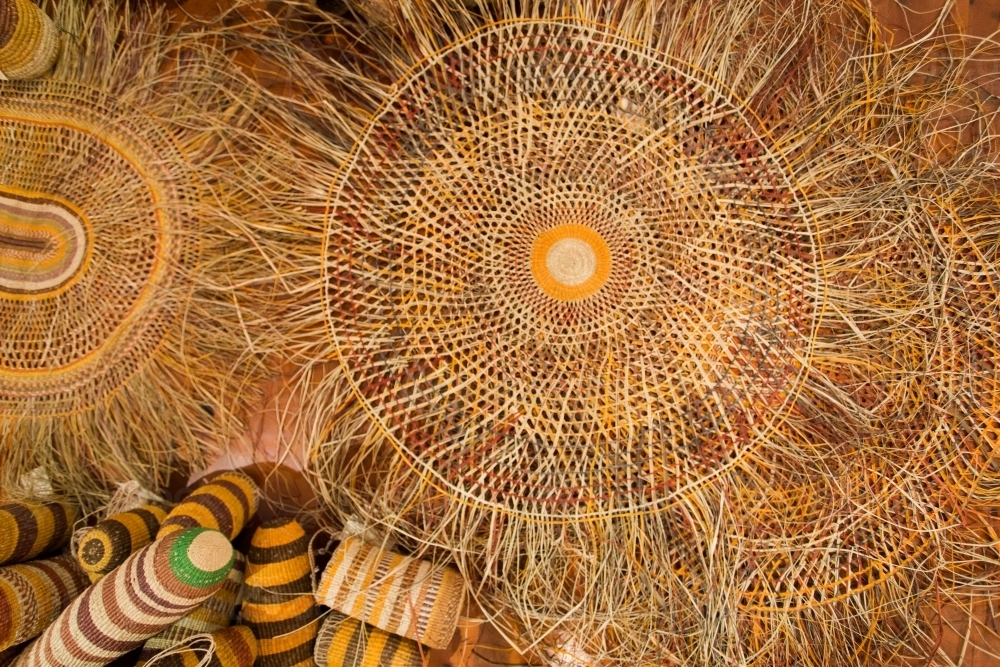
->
324;20;823;521
0;83;197;415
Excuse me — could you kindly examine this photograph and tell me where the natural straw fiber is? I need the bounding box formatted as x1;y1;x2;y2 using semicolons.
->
77;503;168;577
240;518;317;667
157;473;259;541
137;551;246;666
13;527;234;667
0;0;308;505
144;626;258;667
183;0;1000;665
314;611;422;667
316;536;463;650
0;0;59;80
0;501;78;566
0;554;90;651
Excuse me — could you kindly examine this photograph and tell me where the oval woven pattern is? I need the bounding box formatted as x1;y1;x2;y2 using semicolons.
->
0;82;196;417
323;19;822;521
77;503;168;577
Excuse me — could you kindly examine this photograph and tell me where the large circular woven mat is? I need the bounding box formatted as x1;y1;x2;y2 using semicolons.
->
0;83;195;415
324;20;824;520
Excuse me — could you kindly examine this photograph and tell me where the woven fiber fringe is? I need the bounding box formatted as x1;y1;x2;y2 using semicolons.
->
137;551;246;666
315;611;422;667
145;626;258;667
158;473;259;542
13;527;234;667
0;0;59;80
0;0;311;508
0;502;78;566
77;503;167;577
0;554;89;651
241;518;317;667
316;536;464;650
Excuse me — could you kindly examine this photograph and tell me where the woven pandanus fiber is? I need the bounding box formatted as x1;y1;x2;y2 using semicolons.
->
0;501;78;566
0;0;59;80
77;502;167;577
0;554;90;651
316;536;464;650
137;551;246;665
144;626;258;667
314;611;423;667
175;0;1000;664
158;472;260;541
14;527;234;667
324;18;821;522
0;0;305;503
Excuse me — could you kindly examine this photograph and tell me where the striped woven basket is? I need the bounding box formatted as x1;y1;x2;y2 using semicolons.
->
0;0;59;80
157;472;259;542
0;501;78;566
315;611;423;667
0;641;25;665
77;503;168;579
240;518;317;667
143;626;258;667
0;554;90;651
13;527;234;667
136;551;246;665
315;536;464;650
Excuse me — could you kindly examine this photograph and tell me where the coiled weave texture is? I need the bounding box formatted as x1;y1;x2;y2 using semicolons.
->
77;503;167;577
13;527;234;667
137;551;246;665
0;0;59;80
241;518;317;667
315;611;423;667
143;626;258;667
316;536;464;650
0;554;89;651
0;501;77;566
158;472;259;541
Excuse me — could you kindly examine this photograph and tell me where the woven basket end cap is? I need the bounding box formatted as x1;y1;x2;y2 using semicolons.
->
169;528;234;589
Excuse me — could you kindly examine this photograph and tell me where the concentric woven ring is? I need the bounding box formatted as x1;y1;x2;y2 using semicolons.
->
323;19;824;521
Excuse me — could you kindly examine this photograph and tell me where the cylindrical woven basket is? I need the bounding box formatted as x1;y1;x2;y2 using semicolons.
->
240;518;317;667
0;554;90;651
157;472;259;541
77;503;168;578
137;550;246;666
315;611;423;667
13;527;234;667
0;501;78;566
144;626;258;667
315;536;464;650
0;0;59;80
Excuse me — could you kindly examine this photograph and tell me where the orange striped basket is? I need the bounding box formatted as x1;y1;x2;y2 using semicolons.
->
240;518;318;667
0;0;59;80
157;472;259;541
0;501;78;567
0;554;90;651
315;611;423;667
315;536;464;650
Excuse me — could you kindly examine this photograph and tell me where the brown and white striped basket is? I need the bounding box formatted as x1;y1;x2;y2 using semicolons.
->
315;536;464;650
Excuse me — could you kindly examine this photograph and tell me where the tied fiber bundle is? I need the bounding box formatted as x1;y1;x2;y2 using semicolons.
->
137;551;246;666
13;527;234;667
241;518;317;667
0;0;59;80
0;554;90;651
77;503;168;578
143;626;258;667
316;536;463;650
314;611;422;667
0;501;77;566
0;0;308;505
157;472;259;542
